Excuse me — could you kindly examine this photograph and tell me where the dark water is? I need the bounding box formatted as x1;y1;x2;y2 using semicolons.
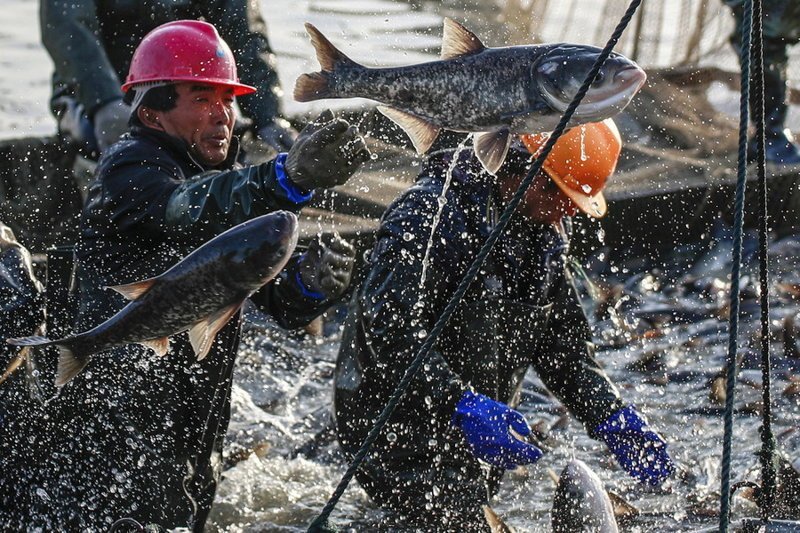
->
208;222;800;532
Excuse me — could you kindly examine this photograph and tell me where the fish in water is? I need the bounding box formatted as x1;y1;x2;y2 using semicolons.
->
294;18;647;173
7;211;299;386
552;459;619;533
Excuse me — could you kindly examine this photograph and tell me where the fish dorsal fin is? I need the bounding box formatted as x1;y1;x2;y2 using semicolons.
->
188;302;243;361
377;106;440;154
474;129;511;174
140;337;170;357
107;278;157;300
441;18;486;60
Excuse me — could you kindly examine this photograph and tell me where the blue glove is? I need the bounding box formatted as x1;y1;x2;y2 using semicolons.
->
595;405;675;486
452;390;543;469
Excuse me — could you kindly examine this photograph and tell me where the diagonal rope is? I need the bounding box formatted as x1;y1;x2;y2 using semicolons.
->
719;0;754;529
308;1;644;529
749;0;777;520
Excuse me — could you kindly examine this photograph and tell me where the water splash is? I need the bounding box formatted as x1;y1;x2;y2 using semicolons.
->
579;124;588;162
419;134;472;287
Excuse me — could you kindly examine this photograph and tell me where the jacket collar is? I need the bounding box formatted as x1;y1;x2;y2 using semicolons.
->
129;125;241;172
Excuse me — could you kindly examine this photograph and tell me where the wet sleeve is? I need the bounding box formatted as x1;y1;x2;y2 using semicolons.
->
102;155;311;248
532;274;624;434
248;250;332;330
358;187;471;419
206;0;284;129
40;0;123;116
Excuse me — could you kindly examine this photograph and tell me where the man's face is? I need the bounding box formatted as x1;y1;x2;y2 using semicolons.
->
148;83;236;166
498;171;579;224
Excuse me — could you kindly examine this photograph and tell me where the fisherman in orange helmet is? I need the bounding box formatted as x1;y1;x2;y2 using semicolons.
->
334;120;674;530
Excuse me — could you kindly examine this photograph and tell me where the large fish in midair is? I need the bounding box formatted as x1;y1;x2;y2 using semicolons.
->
294;18;647;173
7;211;299;386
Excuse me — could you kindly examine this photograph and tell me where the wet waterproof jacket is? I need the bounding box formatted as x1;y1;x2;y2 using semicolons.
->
334;150;624;524
0;225;47;530
41;0;284;129
31;126;327;531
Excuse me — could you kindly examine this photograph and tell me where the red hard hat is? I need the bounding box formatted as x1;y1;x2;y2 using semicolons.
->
121;20;256;96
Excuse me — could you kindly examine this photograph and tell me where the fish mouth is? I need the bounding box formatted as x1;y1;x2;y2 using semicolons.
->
574;65;647;119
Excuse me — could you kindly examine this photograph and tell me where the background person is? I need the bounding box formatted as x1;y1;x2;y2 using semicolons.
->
726;0;800;166
41;0;297;156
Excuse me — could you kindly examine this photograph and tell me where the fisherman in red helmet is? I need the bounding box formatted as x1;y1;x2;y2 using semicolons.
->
42;0;298;155
27;21;369;531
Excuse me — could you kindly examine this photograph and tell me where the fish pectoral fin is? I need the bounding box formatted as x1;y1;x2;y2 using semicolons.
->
482;506;515;533
474;129;512;174
139;337;170;357
377;106;440;154
546;467;560;486
441;18;487;59
188;302;243;361
107;278;157;300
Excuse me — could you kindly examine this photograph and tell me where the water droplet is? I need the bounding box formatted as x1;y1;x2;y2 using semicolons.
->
402;232;414;242
579;125;588;161
581;184;592;194
386;432;398;443
36;488;50;501
370;152;378;161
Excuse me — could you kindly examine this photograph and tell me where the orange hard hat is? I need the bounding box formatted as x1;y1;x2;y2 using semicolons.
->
520;119;621;218
121;20;256;96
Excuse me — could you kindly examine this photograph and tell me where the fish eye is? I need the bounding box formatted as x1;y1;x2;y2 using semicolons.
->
591;71;606;87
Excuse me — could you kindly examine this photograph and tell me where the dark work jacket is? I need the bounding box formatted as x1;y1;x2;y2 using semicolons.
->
41;0;284;128
33;126;327;531
334;150;623;468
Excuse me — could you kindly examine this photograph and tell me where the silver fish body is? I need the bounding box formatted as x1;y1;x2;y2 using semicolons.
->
552;459;619;533
295;18;646;173
7;211;299;386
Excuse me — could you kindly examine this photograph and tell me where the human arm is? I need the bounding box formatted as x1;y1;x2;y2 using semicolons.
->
534;275;673;484
249;234;356;329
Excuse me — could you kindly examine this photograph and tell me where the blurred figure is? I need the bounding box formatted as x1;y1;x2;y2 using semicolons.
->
727;0;800;166
41;0;297;156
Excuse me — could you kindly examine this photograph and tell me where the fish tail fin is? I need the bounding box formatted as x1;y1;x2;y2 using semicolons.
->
304;22;359;72
6;335;54;347
295;22;360;102
294;72;332;102
55;345;89;387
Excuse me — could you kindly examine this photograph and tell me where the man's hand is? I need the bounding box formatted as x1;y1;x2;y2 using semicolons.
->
285;110;370;191
452;390;543;470
595;405;675;486
257;117;298;151
295;233;356;300
93;99;131;152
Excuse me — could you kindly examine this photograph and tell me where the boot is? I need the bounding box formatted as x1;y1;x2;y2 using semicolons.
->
751;61;800;167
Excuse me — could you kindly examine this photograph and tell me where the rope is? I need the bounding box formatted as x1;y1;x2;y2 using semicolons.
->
719;0;754;529
307;1;644;529
750;0;777;519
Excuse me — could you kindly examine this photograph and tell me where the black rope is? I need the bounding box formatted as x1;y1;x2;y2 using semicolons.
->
750;0;777;519
308;1;644;529
719;0;754;529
